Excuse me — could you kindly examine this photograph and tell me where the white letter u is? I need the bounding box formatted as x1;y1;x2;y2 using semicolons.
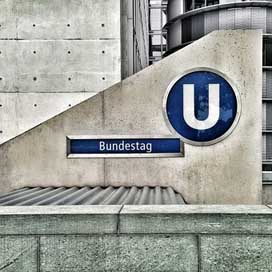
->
183;84;220;130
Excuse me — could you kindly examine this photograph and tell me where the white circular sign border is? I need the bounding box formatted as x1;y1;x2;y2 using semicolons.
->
162;67;242;146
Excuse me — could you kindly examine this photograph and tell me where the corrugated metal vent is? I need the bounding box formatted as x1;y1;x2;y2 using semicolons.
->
0;186;186;206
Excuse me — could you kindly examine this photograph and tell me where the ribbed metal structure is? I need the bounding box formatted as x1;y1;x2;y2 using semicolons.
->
0;186;186;206
165;1;272;53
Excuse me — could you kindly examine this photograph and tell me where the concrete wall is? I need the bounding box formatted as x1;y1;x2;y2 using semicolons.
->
0;205;272;271
0;0;121;144
0;30;262;204
0;0;149;144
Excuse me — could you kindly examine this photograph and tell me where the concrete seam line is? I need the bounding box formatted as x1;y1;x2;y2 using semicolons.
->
265;205;272;210
37;236;41;272
117;205;124;235
197;235;201;272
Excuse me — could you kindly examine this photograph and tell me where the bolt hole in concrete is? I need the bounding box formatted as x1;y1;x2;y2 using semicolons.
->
102;77;105;80
33;24;36;27
0;77;2;81
34;104;37;107
67;24;70;27
102;50;105;54
33;51;36;54
0;131;3;134
33;77;37;81
101;23;105;27
68;104;71;107
67;51;71;54
0;104;2;107
68;77;72;81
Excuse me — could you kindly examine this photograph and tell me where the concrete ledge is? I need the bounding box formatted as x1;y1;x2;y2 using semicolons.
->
0;205;122;235
0;205;123;215
1;205;272;271
0;205;272;235
120;205;272;234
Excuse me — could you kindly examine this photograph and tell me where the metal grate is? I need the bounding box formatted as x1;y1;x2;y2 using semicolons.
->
0;186;186;206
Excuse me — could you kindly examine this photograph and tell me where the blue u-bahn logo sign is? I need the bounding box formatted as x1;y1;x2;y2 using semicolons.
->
164;70;241;146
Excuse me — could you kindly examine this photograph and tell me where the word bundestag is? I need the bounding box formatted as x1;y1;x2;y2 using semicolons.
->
99;141;152;153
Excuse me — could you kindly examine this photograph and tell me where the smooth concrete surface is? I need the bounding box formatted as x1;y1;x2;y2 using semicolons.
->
0;30;262;204
0;0;123;144
0;0;121;40
1;205;272;271
0;0;149;144
0;40;121;79
0;92;97;143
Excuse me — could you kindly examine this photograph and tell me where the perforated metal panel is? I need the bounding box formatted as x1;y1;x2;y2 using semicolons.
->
204;11;219;34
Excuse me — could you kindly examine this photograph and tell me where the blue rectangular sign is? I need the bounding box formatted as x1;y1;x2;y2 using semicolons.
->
67;137;182;158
